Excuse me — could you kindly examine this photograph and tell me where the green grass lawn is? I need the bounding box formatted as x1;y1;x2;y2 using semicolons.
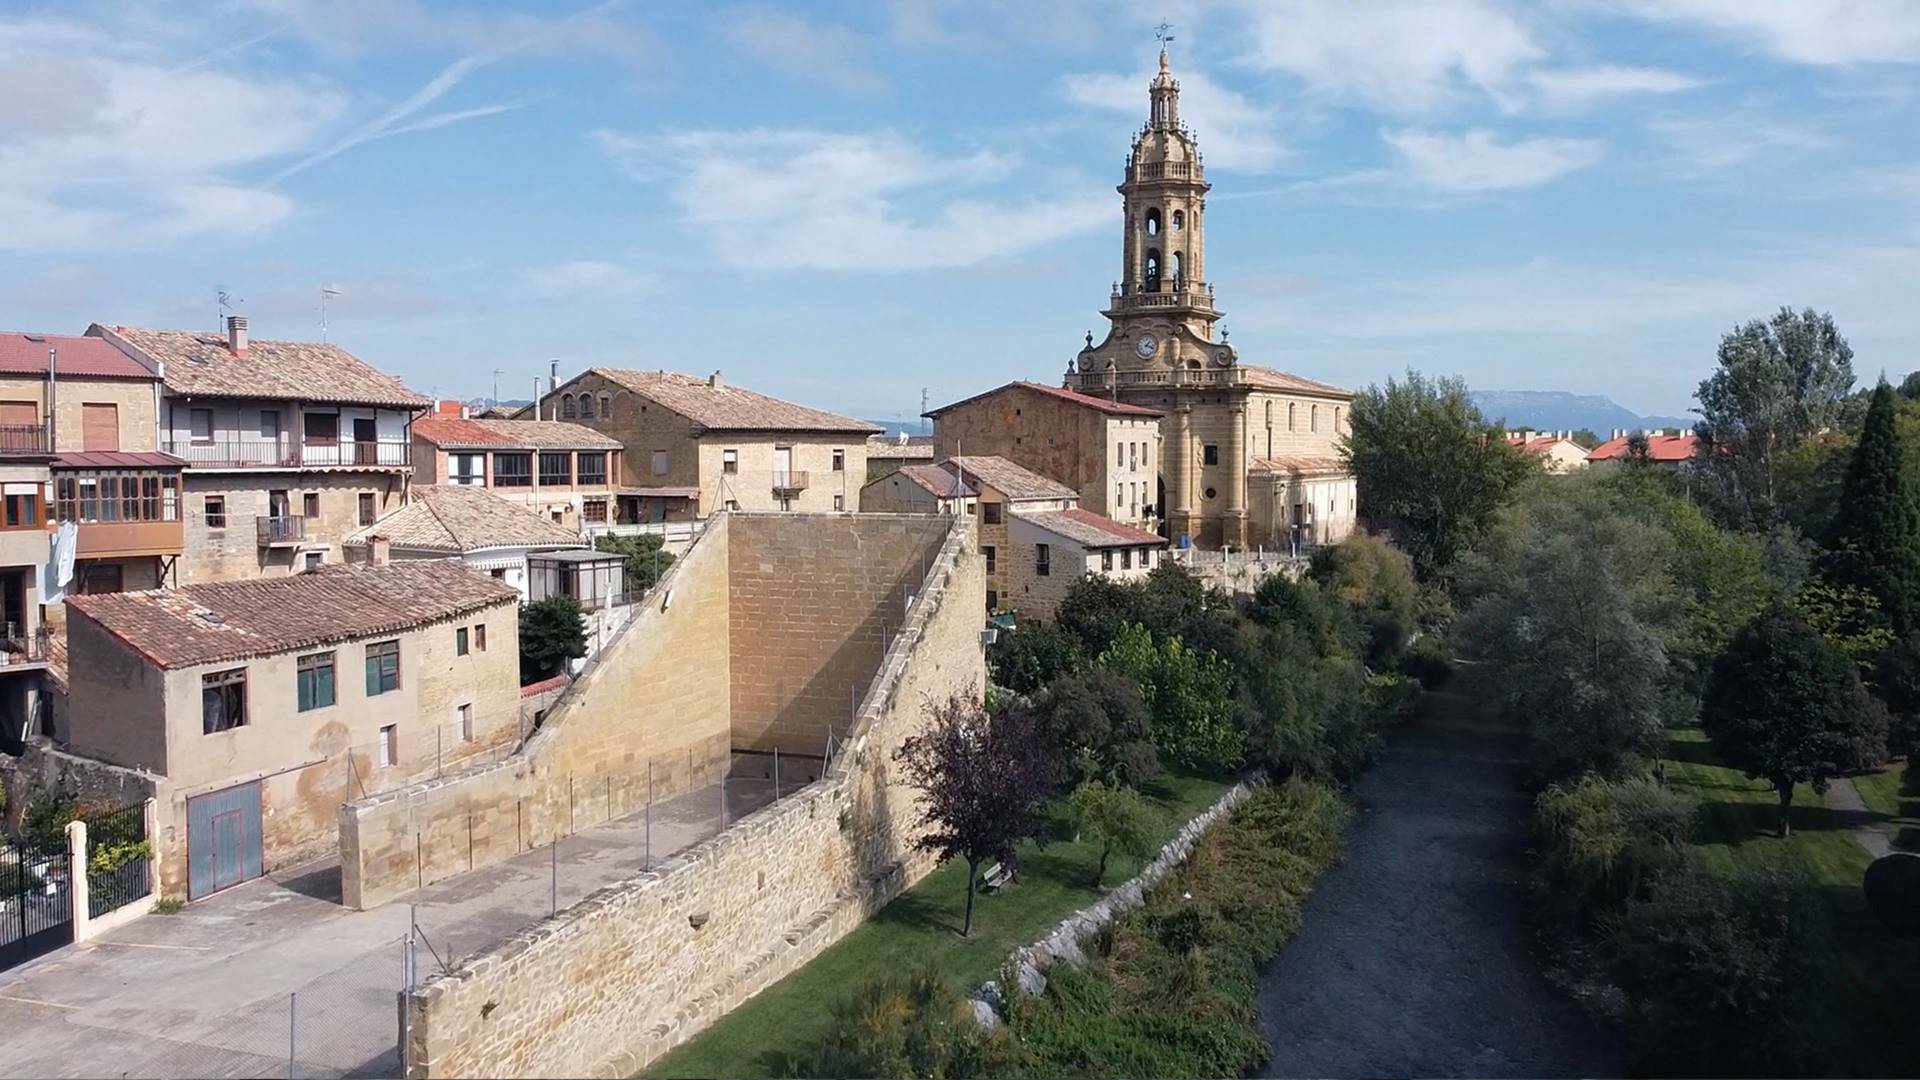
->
645;771;1231;1079
1663;727;1920;1077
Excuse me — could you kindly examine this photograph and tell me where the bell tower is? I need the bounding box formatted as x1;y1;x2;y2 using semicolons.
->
1071;36;1235;384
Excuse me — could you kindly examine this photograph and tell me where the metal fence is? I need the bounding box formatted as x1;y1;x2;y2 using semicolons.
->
81;800;151;920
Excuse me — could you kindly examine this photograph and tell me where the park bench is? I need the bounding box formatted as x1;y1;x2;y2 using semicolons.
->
981;862;1014;892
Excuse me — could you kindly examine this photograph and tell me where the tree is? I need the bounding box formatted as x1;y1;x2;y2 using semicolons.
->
1343;370;1536;579
1069;781;1160;887
593;532;675;593
1694;308;1856;527
894;693;1057;936
1036;668;1159;789
1098;623;1241;772
1901;370;1920;401
1872;633;1920;759
1309;533;1419;668
987;621;1082;695
1055;573;1145;656
1821;382;1920;635
1571;429;1600;449
1702;604;1887;837
519;595;588;684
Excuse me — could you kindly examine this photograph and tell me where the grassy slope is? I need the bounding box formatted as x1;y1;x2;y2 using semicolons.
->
1663;727;1920;1077
646;772;1230;1079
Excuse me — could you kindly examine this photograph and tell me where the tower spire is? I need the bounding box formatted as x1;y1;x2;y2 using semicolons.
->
1149;21;1179;129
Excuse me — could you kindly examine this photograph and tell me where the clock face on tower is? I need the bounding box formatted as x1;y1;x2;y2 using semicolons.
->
1135;333;1158;359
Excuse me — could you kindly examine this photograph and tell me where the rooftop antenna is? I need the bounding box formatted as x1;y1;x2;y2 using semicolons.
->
319;285;343;342
920;387;929;437
492;368;504;408
216;288;237;332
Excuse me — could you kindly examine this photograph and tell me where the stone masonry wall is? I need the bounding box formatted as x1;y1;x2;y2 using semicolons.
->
402;517;984;1078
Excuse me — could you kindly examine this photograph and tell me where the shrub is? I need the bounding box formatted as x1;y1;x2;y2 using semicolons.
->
1601;857;1830;1075
1533;773;1694;927
21;790;76;857
1037;668;1159;790
1863;852;1920;937
519;594;588;684
787;961;1008;1079
1398;633;1453;689
1309;533;1419;668
987;621;1082;695
593;532;675;593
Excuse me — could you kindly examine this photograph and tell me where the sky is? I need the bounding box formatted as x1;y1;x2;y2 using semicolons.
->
2;1;1918;422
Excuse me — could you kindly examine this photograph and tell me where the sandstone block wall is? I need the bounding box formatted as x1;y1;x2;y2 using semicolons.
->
403;517;984;1078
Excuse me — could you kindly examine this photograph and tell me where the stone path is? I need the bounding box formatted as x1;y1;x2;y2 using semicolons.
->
1254;691;1618;1078
1829;776;1895;858
0;775;777;1079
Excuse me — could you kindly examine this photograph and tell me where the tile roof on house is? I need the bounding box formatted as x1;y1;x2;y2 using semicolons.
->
344;485;587;554
52;451;184;470
924;380;1165;419
1251;455;1350;476
1587;433;1699;462
1239;365;1353;399
68;559;517;669
412;416;622;450
588;369;879;434
0;332;156;380
93;324;432;408
1509;435;1571;455
867;434;936;459
939;456;1077;501
1016;507;1167;549
890;463;977;499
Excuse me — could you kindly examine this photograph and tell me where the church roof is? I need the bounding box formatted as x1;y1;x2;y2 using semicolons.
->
925;380;1163;419
1239;365;1353;400
1252;456;1349;477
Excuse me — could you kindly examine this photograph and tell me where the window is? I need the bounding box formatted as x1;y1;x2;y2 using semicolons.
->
303;492;320;518
598;393;612;419
1116;483;1125;508
490;568;507;579
1117;444;1125;467
474;624;488;652
1334;406;1343;432
377;724;397;768
297;652;335;712
365;640;401;696
722;449;738;474
986;589;998;611
1172;209;1184;232
1121;549;1133;570
80;564;124;594
493;452;531;487
258;409;280;441
456;627;470;656
457;703;474;743
1035;543;1051;576
82;402;120;451
202;668;247;733
833;494;844;511
2;492;38;529
651;450;669;476
583;499;608;523
305;413;339;445
831;449;845;472
724;500;740;512
983;545;996;574
204;495;227;529
190;408;214;444
561;393;577;419
539;451;572;486
1311;404;1319;433
1288;403;1296;432
303;551;323;571
1102;550;1114;571
1203;444;1219;466
982;502;1003;525
358;492;376;526
449;453;486;485
577;452;607;486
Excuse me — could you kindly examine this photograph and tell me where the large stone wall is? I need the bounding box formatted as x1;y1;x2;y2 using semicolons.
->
402;516;984;1078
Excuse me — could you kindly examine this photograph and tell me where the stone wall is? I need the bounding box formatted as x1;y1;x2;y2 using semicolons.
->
401;516;984;1078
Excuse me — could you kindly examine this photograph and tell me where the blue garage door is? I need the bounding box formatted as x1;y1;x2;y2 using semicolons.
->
187;782;262;900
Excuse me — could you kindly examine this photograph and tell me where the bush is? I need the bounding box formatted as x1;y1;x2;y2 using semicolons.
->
1037;669;1159;790
1863;852;1920;937
593;532;675;593
1309;533;1419;668
519;594;588;684
1601;857;1830;1075
22;790;76;857
787;961;1009;1079
987;621;1082;695
1533;773;1694;928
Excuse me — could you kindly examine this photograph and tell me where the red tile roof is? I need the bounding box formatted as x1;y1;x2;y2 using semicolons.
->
0;332;155;380
940;456;1077;501
925;380;1165;419
588;369;879;434
891;463;977;499
94;324;431;407
412;417;622;450
1587;433;1698;462
1016;507;1167;549
51;451;184;469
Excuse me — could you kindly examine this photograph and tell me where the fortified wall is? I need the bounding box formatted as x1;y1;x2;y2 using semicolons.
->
390;511;983;1076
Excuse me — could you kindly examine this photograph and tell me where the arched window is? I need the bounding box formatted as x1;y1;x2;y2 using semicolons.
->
1144;208;1161;236
599;393;612;419
561;393;576;419
1288;402;1296;431
1144;249;1161;292
1264;401;1273;426
1171;209;1184;232
1171;251;1183;288
1311;404;1319;432
1333;406;1342;432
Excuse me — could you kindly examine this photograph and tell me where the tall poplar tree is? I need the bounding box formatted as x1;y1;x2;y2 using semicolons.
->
1822;381;1920;635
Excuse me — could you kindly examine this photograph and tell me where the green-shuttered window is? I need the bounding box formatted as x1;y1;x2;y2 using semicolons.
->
365;640;401;696
297;651;335;711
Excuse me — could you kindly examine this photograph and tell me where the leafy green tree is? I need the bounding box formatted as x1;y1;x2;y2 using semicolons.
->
1902;370;1920;401
1571;429;1600;449
1309;533;1419;668
1036;668;1159;789
1342;370;1536;579
986;621;1082;695
1874;633;1920;758
1694;307;1857;527
593;532;675;593
1821;382;1920;635
1533;773;1694;926
1055;573;1144;656
1068;781;1160;887
1702;604;1887;836
1794;579;1895;673
1774;430;1855;539
519;594;588;684
1098;622;1240;772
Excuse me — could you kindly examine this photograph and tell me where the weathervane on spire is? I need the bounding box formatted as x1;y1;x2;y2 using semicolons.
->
1154;20;1175;47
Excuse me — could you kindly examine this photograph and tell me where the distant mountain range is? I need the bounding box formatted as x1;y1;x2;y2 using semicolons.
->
1470;391;1692;435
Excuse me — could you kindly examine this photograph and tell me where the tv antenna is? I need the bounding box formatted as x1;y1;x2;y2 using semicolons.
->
319;285;343;342
920;387;929;436
216;288;239;330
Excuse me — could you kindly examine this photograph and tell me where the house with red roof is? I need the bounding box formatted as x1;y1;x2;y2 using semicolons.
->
1586;430;1700;469
410;401;625;530
1505;431;1591;474
924;380;1164;531
1007;507;1169;618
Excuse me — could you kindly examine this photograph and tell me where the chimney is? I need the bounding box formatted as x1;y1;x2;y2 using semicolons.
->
709;370;725;390
369;534;391;566
226;315;249;357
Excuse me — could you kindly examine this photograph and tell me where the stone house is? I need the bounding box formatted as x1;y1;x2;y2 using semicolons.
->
63;559;520;900
410;406;625;530
1005;507;1168;620
925;381;1163;530
88;317;430;583
529;368;878;520
857;462;976;516
940;456;1077;613
864;432;934;482
343;484;588;601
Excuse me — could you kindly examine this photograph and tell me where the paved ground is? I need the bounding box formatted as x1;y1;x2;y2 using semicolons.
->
1255;690;1619;1078
1829;776;1895;858
0;775;778;1079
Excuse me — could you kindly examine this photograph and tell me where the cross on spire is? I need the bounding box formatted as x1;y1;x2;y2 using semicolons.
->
1154;20;1175;46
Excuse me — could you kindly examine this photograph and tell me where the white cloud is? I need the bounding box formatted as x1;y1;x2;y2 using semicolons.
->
1383;128;1603;192
524;260;654;299
594;128;1107;271
1604;0;1920;65
1061;65;1288;172
718;6;882;93
1647;112;1831;174
1526;65;1703;108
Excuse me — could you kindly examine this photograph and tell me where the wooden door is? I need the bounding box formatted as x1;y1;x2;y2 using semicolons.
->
81;403;119;451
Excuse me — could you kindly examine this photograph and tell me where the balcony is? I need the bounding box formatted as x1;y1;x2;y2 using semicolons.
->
75;519;184;559
257;515;307;546
0;424;50;458
771;471;810;494
163;437;410;470
1066;367;1251;394
0;625;51;671
1126;159;1202;182
1106;281;1216;314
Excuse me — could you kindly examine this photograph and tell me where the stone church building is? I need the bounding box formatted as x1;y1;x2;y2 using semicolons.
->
1065;48;1357;552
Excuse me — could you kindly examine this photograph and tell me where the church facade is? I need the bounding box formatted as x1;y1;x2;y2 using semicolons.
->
1066;49;1357;552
